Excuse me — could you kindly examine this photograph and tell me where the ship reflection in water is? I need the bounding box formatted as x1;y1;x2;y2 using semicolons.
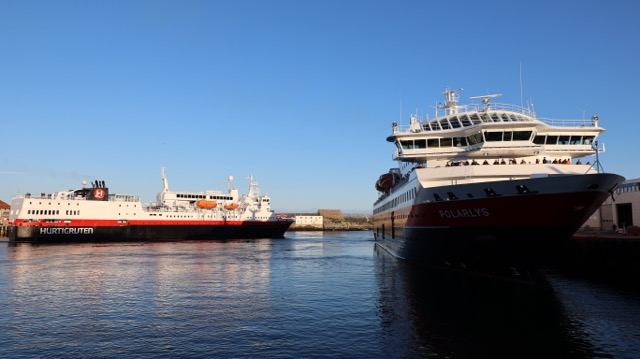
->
1;232;639;358
375;243;640;359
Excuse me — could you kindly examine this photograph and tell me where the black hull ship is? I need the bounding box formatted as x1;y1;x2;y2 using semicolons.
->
372;88;624;279
8;169;293;243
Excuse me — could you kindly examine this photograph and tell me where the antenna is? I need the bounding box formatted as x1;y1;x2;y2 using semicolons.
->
228;175;235;191
470;94;502;111
519;62;524;108
399;93;402;125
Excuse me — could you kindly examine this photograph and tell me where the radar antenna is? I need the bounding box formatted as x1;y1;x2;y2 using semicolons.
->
437;87;463;115
470;94;502;111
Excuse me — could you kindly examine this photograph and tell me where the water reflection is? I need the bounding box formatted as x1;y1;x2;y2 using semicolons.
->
375;245;596;359
3;241;281;357
2;234;638;358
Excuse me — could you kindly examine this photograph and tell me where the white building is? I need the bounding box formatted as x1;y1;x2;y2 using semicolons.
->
585;178;640;231
294;215;324;228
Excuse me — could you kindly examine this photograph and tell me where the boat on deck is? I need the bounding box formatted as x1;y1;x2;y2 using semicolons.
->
375;170;401;192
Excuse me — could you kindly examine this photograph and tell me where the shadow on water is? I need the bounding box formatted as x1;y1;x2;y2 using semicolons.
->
374;245;596;359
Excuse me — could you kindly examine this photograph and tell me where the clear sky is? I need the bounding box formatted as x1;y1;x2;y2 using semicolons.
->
1;0;639;213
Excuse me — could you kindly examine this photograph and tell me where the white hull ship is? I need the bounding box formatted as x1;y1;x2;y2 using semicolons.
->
8;169;293;242
373;88;625;279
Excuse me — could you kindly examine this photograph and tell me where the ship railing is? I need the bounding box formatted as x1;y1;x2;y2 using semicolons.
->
13;193;78;200
460;102;536;117
394;116;597;133
143;204;201;212
108;194;139;202
537;118;599;127
11;193;141;202
439;103;536;119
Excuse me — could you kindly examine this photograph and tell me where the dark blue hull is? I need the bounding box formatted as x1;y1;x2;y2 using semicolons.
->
9;221;293;243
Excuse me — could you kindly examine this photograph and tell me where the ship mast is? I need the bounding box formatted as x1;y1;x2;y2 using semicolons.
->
157;167;170;204
160;167;170;193
438;87;463;115
247;175;259;198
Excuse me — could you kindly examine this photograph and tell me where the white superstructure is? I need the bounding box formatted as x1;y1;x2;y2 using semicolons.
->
380;87;605;198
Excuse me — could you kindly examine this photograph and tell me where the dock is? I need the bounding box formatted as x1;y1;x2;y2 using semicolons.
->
551;230;640;282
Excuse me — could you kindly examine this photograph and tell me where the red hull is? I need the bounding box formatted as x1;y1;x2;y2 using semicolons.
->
372;172;625;278
405;191;606;229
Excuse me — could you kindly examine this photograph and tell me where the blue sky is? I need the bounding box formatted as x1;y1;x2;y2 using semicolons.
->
1;0;639;213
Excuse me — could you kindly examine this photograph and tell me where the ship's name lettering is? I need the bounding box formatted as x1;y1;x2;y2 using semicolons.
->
438;208;489;219
39;227;94;235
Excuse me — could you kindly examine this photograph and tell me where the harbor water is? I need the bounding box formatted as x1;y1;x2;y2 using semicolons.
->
1;231;639;358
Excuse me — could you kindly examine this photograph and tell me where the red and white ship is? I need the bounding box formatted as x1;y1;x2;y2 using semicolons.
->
373;87;625;279
8;168;293;242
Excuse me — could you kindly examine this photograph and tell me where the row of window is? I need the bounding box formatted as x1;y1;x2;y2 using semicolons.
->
374;187;417;214
27;209;82;215
532;135;595;145
175;193;234;201
374;184;536;214
28;209;59;215
28;201;79;206
111;194;139;202
421;112;531;132
176;194;206;199
25;209;81;216
399;132;596;150
485;131;533;142
400;136;479;150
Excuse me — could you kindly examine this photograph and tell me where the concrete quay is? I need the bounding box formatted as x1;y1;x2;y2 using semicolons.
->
549;230;640;283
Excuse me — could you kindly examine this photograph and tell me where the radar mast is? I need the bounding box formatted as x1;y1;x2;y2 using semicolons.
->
438;87;463;115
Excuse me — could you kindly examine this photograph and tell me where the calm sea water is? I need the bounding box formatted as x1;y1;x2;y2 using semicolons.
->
1;231;639;358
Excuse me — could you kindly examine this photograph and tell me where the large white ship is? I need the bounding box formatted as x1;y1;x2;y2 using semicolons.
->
8;168;293;242
373;87;625;279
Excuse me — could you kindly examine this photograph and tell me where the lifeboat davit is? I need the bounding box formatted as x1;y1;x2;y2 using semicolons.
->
375;172;400;192
197;200;218;209
224;203;239;210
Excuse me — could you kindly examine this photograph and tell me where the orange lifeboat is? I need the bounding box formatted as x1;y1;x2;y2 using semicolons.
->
224;203;239;210
375;172;400;192
197;200;218;209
